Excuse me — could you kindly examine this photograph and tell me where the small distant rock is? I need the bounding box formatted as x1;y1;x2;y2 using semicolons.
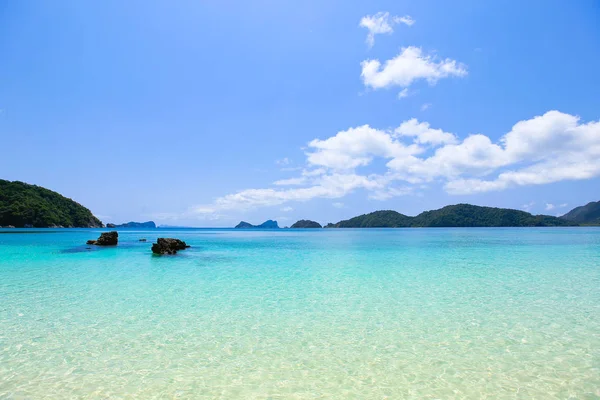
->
106;223;116;228
151;238;190;255
7;225;15;228
87;231;118;246
139;238;147;242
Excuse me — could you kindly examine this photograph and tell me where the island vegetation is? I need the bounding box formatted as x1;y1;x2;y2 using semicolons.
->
560;201;600;225
235;220;279;229
291;220;322;228
326;204;577;228
0;179;103;228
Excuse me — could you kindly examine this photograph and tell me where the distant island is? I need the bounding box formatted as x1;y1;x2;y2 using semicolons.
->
325;204;576;228
235;220;279;229
291;220;322;228
106;221;156;228
2;178;597;229
560;201;600;225
0;179;103;228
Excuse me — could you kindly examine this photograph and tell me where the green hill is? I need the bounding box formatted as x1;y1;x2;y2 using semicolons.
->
561;201;600;225
234;220;280;229
328;210;412;228
290;219;322;228
0;179;103;228
326;204;576;228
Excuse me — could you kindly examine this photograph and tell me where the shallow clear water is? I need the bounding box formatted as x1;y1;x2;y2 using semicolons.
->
0;228;599;399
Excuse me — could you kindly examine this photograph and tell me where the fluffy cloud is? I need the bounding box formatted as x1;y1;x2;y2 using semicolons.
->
441;111;600;194
359;12;414;48
193;173;386;214
193;111;600;214
395;118;457;146
307;124;419;170
361;47;467;92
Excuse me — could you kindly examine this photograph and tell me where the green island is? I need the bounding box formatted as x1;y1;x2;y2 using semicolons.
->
235;220;280;229
1;179;598;229
290;220;322;228
0;179;103;228
325;204;577;228
560;201;600;225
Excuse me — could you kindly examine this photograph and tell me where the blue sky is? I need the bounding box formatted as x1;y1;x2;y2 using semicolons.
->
1;0;599;227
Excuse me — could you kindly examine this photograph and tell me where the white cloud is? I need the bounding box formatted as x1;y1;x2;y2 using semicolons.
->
398;88;410;99
192;111;600;215
395;118;457;146
420;103;431;111
441;111;600;194
359;12;414;48
395;15;415;26
361;47;467;93
522;201;535;212
307;124;419;170
546;202;568;211
274;177;306;186
276;157;291;166
193;173;385;214
369;186;414;200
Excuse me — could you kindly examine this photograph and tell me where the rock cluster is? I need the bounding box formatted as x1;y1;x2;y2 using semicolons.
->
87;231;119;246
151;238;190;255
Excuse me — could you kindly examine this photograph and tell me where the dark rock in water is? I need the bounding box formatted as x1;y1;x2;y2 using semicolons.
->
87;231;118;246
106;223;116;228
291;219;322;228
96;231;118;245
139;238;147;242
151;238;190;255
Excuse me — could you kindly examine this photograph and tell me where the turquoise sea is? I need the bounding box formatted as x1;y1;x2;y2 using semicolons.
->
1;228;599;399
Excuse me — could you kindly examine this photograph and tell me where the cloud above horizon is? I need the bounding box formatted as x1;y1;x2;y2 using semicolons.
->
359;12;414;48
192;111;600;215
361;47;467;95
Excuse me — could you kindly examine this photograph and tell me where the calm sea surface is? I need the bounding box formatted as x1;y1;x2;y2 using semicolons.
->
0;228;599;399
